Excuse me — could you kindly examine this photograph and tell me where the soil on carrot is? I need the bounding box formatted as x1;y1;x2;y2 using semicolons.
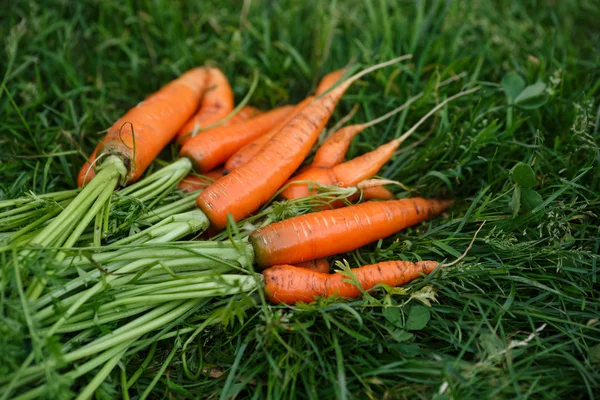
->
1;1;599;399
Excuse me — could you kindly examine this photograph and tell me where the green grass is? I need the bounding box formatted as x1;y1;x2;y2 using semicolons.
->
1;0;599;398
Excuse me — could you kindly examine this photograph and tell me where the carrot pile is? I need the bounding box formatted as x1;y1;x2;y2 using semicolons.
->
1;56;483;398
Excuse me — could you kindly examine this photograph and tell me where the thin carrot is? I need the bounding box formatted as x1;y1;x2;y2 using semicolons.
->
78;67;208;186
361;186;394;200
249;197;452;268
223;69;345;173
178;168;225;192
198;55;412;228
281;87;480;200
223;97;314;173
263;260;439;304
176;67;234;145
315;68;347;95
292;259;330;274
180;105;294;172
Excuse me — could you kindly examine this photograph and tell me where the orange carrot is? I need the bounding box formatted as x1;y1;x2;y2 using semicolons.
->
360;186;394;201
263;260;438;304
292;258;330;274
223;69;345;173
180;106;294;173
197;56;412;228
178;168;225;192
315;68;347;95
249;197;451;267
281;87;479;200
78;67;208;186
223;97;314;173
176;67;234;145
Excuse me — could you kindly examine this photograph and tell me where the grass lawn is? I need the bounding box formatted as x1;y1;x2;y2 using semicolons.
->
1;0;599;398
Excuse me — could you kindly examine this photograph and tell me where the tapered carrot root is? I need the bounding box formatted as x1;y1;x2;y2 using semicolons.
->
177;68;234;145
359;186;395;201
178;168;225;192
223;97;314;173
180;106;294;172
292;259;330;273
250;197;452;268
263;260;439;305
77;68;207;186
315;68;347;95
198;56;412;228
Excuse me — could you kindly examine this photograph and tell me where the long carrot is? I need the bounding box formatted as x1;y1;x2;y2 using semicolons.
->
197;55;412;228
249;197;452;267
176;67;234;145
78;67;208;186
222;97;314;173
263;260;439;304
280;87;479;200
180;106;294;172
223;69;345;173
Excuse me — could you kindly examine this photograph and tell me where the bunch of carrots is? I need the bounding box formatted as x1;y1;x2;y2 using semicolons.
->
0;55;485;397
1;56;481;306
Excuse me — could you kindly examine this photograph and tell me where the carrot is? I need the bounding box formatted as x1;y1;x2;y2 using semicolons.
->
315;68;347;95
281;87;480;200
178;168;225;192
361;185;394;200
263;260;439;304
197;55;412;228
78;67;208;186
224;69;345;173
180;105;294;172
223;97;315;173
176;67;234;145
249;197;452;268
292;258;330;273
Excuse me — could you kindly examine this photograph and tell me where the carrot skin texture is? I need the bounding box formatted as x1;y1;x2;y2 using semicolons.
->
249;198;453;268
223;96;315;173
180;106;294;173
263;260;439;305
292;259;330;274
176;68;234;145
78;68;207;186
178;168;225;192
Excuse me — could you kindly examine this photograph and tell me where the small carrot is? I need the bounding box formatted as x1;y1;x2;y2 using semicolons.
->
180;105;294;172
360;185;394;201
281;87;479;200
292;258;330;274
224;69;345;173
178;168;225;192
198;55;412;228
176;67;234;145
263;260;439;304
78;67;208;186
225;106;263;125
249;197;452;268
